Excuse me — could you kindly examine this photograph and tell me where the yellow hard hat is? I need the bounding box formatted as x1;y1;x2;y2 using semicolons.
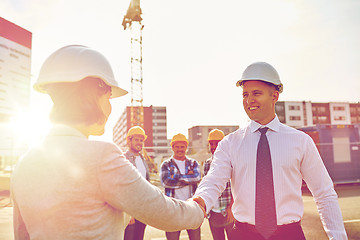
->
208;129;225;141
170;133;188;146
126;126;147;141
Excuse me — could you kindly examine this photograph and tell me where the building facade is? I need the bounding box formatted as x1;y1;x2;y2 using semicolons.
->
275;101;360;128
0;17;32;172
113;106;170;158
188;125;239;154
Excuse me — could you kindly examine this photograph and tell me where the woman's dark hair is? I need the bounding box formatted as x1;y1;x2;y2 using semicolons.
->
46;77;111;126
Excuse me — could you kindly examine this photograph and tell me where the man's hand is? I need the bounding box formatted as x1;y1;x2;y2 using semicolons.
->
226;199;235;222
192;196;207;217
226;206;235;222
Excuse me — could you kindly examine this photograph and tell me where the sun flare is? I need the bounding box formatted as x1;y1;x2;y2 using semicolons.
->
10;107;52;147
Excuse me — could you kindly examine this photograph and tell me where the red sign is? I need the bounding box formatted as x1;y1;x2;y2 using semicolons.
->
0;17;32;49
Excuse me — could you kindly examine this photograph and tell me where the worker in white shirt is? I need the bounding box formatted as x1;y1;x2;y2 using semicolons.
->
124;126;150;240
193;62;347;240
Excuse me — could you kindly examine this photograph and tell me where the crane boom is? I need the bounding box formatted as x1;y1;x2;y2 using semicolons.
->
122;0;142;30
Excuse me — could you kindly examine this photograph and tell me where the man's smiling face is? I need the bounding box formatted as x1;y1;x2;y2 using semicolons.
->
242;80;279;125
129;135;145;154
172;142;187;160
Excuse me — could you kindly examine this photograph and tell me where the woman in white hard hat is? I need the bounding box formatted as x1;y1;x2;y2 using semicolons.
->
11;45;204;240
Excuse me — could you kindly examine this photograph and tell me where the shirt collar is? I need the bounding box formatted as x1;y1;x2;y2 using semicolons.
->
172;156;189;162
125;150;143;159
249;115;281;133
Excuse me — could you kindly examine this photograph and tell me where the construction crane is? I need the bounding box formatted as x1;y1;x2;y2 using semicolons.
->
122;1;158;173
122;0;144;128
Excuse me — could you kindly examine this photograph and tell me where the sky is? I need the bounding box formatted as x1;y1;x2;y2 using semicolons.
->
1;0;359;142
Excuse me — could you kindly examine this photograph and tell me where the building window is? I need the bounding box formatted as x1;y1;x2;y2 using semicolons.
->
318;116;328;123
154;136;167;140
313;106;327;114
334;116;346;121
156;150;169;154
154;116;166;120
333;106;345;111
278;115;285;123
275;105;284;112
289;116;301;121
153;109;166;113
154;129;166;133
313;116;329;124
319;106;326;113
157;143;168;147
289;105;300;111
153;122;166;126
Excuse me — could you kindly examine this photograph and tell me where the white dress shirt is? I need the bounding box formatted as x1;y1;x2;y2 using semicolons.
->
195;116;347;239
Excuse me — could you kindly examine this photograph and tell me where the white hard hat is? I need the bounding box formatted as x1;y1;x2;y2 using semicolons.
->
34;45;128;98
236;62;283;93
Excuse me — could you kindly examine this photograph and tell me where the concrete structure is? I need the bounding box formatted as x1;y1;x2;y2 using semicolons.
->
276;101;360;128
188;125;239;154
113;106;170;158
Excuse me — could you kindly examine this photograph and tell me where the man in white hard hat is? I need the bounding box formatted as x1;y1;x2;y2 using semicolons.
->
124;126;150;240
193;62;347;240
203;129;234;240
11;45;205;240
160;134;202;240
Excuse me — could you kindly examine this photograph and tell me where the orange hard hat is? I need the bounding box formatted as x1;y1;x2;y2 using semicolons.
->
170;133;188;146
208;129;225;141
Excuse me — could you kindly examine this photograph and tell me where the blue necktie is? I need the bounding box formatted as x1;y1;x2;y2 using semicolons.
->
255;127;277;239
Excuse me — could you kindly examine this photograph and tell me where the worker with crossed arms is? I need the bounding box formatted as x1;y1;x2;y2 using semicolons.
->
160;133;202;240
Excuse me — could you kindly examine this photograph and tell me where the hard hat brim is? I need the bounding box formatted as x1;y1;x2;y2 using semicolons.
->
110;86;128;98
33;78;128;98
236;79;283;93
170;140;189;147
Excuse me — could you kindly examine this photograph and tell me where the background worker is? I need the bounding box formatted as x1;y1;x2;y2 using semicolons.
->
160;133;202;240
11;45;205;240
124;126;150;240
193;62;347;240
204;129;234;240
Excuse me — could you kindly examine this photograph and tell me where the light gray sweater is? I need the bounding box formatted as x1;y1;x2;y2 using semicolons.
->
11;125;204;240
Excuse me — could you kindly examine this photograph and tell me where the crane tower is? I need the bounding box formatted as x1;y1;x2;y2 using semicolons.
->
122;1;157;173
122;0;144;128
